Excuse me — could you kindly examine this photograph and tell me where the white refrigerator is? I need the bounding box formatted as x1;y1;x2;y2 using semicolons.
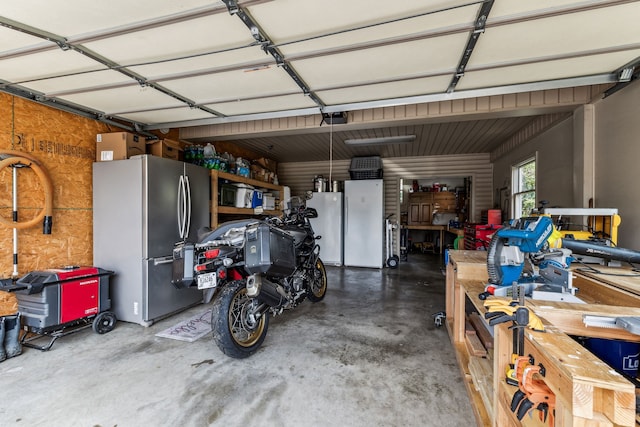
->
344;179;384;268
307;192;343;266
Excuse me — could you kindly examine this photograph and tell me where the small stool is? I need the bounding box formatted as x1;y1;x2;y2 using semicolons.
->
417;241;436;254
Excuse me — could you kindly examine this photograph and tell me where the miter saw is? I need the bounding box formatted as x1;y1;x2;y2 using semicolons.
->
480;215;584;302
480;215;640;302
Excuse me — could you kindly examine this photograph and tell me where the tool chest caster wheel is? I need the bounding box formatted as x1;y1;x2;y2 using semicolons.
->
92;311;117;334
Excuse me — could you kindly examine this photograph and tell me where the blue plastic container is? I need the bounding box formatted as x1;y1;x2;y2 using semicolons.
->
585;338;640;379
251;190;263;208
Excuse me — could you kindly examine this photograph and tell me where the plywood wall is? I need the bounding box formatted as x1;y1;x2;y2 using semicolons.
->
0;93;111;277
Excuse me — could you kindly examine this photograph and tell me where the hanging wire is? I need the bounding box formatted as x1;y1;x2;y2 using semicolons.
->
329;120;333;185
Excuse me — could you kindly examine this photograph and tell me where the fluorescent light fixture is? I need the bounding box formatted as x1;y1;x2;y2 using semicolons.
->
344;135;416;146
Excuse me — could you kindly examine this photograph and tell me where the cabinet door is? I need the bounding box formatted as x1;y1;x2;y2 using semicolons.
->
409;203;421;225
420;203;432;224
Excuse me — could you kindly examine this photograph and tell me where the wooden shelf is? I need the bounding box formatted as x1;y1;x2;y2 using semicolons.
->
216;206;281;216
212;170;281;191
210;169;284;228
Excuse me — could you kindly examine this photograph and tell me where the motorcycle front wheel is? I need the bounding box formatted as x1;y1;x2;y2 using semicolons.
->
306;258;327;302
211;280;269;359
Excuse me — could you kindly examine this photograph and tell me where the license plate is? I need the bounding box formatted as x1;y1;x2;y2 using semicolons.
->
197;271;217;290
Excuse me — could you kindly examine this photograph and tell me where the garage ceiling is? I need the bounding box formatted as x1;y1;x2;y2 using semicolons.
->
1;0;639;161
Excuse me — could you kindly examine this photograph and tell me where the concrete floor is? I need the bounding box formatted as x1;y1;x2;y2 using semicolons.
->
1;253;474;427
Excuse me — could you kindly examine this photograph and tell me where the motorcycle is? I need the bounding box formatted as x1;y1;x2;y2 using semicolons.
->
172;196;327;358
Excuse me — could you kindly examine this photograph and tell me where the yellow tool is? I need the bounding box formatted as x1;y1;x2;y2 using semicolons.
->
484;284;545;386
483;298;545;332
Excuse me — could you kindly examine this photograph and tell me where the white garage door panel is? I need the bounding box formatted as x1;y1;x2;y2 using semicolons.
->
317;76;451;105
248;0;477;44
83;15;253;66
0;26;48;52
0;0;634;129
25;70;130;95
471;3;640;67
116;107;214;125
0;49;105;82
129;48;270;81
161;66;303;104
0;0;215;37
58;86;183;114
489;0;607;19
292;34;467;89
206;93;318;116
275;4;478;57
459;50;640;91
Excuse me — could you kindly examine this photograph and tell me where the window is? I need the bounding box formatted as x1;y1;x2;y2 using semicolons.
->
512;157;536;218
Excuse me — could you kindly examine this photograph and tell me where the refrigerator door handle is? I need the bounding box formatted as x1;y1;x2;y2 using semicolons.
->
153;255;174;266
184;175;192;239
177;175;186;239
344;196;348;236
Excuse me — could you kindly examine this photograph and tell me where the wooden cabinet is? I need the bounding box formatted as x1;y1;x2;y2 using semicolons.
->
408;192;432;225
433;191;456;213
408;191;456;225
210;170;284;228
409;200;431;225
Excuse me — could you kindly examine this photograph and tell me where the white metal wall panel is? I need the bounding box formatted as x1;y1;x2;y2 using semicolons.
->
278;153;493;222
278;159;351;198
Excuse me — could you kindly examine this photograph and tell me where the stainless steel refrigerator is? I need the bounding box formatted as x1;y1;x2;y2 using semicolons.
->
344;179;384;268
307;192;343;266
93;155;208;326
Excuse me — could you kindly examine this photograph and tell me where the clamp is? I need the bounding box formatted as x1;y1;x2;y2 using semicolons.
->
511;363;556;425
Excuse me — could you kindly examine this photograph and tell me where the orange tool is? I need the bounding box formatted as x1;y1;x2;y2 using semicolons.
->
512;364;556;425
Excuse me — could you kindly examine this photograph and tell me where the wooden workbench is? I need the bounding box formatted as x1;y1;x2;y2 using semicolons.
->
445;250;639;427
404;224;446;254
404;225;465;254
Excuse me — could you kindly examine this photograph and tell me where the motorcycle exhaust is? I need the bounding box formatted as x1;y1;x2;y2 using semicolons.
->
246;274;285;307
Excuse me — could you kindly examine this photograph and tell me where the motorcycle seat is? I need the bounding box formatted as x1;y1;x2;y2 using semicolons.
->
198;219;258;243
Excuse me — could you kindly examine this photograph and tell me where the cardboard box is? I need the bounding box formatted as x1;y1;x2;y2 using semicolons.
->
96;132;145;162
147;139;183;160
254;157;277;173
251;164;268;181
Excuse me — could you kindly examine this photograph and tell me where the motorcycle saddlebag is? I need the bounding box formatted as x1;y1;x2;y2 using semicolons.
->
172;241;196;288
244;223;296;278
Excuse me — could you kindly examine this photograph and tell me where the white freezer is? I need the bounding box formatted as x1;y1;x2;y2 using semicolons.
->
307;192;343;266
344;180;384;268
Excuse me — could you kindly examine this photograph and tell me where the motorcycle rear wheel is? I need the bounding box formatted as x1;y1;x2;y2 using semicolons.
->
211;280;269;358
306;258;327;302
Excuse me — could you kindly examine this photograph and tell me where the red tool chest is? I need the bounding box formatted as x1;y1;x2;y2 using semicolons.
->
464;223;502;250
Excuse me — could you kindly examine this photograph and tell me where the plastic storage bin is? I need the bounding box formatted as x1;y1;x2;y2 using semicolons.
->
349;156;383;180
585;337;640;379
235;184;254;208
